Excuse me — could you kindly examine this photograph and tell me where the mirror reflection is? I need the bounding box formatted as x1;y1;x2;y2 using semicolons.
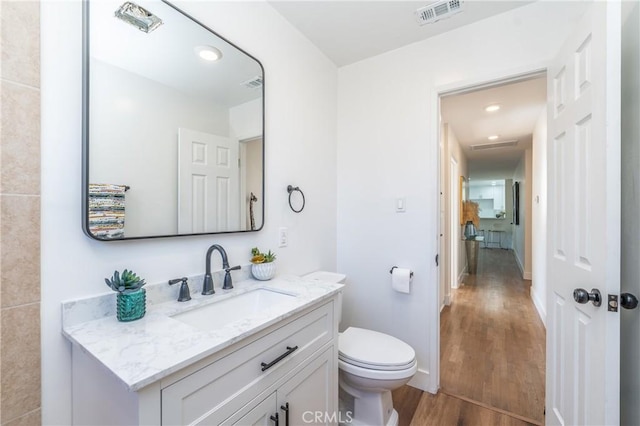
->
83;0;264;240
469;180;507;219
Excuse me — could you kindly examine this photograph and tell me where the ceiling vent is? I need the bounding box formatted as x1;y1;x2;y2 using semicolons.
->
470;140;519;151
241;76;263;89
416;0;464;26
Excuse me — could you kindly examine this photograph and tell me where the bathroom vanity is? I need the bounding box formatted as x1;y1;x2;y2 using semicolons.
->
62;275;342;425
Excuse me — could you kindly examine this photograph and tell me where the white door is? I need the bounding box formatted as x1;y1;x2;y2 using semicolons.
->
178;128;239;233
225;393;277;426
276;348;335;425
546;2;621;425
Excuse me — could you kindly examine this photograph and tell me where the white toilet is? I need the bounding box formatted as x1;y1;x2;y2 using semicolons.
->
304;271;417;426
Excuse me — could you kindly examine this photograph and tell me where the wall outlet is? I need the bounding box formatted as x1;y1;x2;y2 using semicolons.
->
278;227;288;247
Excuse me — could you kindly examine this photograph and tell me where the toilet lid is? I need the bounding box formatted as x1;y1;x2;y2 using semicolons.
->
339;327;415;370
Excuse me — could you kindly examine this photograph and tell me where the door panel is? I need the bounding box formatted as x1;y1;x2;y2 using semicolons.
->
546;2;621;425
178;128;239;233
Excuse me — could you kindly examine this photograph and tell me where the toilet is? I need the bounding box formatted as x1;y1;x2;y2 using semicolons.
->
304;271;417;426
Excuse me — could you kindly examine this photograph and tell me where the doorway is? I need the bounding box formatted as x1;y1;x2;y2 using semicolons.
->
437;72;547;423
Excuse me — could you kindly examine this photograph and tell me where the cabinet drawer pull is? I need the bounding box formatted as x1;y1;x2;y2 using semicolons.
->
261;346;298;371
281;402;289;426
270;413;279;426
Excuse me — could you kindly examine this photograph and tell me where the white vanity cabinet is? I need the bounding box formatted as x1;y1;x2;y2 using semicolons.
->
70;296;339;426
223;347;334;425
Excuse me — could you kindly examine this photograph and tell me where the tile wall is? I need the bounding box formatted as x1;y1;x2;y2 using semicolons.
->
0;1;42;424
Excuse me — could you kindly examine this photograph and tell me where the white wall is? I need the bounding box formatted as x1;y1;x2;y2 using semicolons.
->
90;59;230;236
531;107;548;324
450;130;468;283
41;1;337;424
512;149;532;279
337;1;586;392
230;98;262;141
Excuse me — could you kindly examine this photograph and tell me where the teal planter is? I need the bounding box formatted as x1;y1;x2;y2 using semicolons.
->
117;288;146;322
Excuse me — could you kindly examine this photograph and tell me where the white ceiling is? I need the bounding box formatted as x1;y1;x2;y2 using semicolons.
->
441;76;547;180
268;0;534;67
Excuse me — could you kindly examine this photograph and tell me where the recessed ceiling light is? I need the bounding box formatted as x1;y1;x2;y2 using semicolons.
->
485;104;501;112
194;45;222;62
488;135;499;140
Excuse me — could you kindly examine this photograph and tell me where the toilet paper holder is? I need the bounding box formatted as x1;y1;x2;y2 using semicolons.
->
389;266;413;278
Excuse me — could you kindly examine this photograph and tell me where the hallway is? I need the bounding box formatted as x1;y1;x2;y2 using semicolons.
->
393;248;545;425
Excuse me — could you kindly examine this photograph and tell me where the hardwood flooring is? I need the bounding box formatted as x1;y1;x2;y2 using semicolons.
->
392;248;546;425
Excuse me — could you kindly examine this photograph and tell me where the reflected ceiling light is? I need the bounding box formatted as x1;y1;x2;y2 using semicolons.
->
485;104;501;112
195;45;223;62
488;135;499;140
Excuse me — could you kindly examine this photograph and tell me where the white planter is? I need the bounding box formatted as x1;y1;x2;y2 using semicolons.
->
251;262;276;281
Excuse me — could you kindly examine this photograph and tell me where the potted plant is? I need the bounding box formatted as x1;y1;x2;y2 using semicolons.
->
250;247;277;281
105;269;147;321
462;200;480;239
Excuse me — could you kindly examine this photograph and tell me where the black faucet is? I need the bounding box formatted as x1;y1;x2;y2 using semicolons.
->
203;244;241;294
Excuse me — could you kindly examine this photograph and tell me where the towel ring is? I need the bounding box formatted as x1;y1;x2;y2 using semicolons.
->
287;185;305;213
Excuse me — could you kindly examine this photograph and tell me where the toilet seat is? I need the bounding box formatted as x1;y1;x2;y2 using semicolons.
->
339;357;417;381
339;327;416;372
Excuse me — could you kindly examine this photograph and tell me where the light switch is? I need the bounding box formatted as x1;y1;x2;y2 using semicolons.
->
396;197;406;213
278;227;288;247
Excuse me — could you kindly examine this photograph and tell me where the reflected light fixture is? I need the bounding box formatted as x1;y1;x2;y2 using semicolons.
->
115;2;163;33
485;104;501;112
195;45;223;62
488;135;499;140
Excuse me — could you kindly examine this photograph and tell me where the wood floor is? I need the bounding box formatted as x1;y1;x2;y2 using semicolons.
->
392;248;546;425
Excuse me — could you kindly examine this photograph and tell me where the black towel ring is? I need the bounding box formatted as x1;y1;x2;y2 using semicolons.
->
287;185;305;213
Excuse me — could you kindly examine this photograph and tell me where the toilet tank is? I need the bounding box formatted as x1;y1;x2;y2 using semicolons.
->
303;271;346;323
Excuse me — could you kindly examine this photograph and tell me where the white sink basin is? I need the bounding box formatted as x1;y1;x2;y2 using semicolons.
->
171;288;297;331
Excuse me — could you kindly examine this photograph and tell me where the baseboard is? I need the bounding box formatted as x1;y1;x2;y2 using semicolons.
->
457;270;467;286
407;368;436;393
523;271;532;280
441;294;451;311
530;287;547;327
514;251;525;277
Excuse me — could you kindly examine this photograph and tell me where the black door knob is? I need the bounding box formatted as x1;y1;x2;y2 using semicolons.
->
621;293;639;310
573;288;602;307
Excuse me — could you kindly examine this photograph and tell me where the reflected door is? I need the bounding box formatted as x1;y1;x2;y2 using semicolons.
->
178;128;239;233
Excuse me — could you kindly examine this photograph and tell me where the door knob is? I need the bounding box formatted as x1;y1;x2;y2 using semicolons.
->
621;293;639;310
573;288;602;307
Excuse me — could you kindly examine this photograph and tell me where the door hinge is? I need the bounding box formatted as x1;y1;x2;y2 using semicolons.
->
608;294;618;312
435;254;439;266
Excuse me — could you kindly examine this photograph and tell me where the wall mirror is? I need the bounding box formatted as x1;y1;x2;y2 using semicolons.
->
82;0;264;240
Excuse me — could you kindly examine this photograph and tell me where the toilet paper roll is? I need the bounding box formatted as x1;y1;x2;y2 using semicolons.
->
391;267;412;294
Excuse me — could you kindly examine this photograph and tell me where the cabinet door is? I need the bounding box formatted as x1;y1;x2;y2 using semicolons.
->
276;348;335;426
223;392;278;426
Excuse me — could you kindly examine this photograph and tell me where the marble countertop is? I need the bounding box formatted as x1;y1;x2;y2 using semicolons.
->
62;274;343;391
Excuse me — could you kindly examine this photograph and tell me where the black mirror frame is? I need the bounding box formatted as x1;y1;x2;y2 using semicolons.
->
81;0;265;241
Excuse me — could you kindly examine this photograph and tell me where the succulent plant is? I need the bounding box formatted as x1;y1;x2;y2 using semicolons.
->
250;247;276;264
105;269;146;294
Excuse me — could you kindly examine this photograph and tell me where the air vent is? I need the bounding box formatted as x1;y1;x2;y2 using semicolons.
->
416;0;464;25
241;76;263;89
470;140;519;151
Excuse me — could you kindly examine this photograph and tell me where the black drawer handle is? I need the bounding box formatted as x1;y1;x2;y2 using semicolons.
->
261;346;298;371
